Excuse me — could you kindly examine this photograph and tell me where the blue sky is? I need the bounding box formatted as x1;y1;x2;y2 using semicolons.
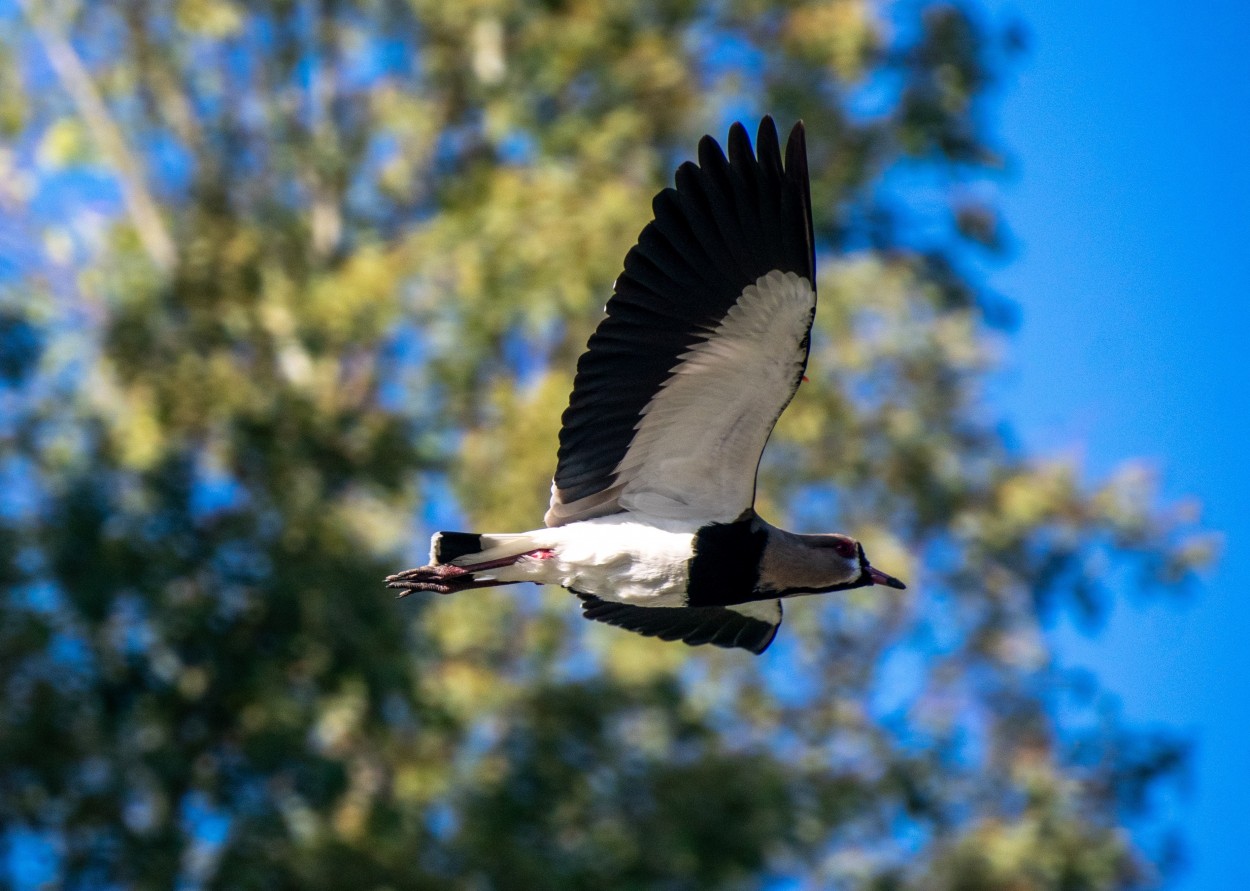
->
983;1;1250;887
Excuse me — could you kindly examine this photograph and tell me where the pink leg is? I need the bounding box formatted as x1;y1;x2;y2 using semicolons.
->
385;549;555;596
456;549;555;573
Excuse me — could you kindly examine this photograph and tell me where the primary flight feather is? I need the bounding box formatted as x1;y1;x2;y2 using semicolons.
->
386;117;905;654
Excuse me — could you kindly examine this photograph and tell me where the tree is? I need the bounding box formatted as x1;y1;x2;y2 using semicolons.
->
0;1;1212;888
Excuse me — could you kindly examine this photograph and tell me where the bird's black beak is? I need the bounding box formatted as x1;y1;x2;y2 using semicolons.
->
867;566;907;589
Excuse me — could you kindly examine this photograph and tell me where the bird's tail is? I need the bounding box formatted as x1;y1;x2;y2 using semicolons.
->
430;531;487;564
429;530;552;565
385;530;552;596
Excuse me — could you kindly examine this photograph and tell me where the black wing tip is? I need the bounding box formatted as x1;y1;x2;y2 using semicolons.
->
727;120;754;164
697;132;729;169
725;117;811;205
720;117;805;172
701;117;806;174
728;119;751;143
785;121;808;170
756;115;780;149
781;119;815;282
739;619;780;654
703;116;811;233
689;612;779;654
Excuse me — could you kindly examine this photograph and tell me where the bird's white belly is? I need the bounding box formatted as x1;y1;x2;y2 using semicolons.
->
500;516;697;607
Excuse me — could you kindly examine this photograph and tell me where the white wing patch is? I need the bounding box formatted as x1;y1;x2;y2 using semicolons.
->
613;269;815;522
726;598;782;625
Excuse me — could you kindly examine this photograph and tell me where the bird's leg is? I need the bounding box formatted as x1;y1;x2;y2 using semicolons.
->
385;549;555;597
385;562;477;596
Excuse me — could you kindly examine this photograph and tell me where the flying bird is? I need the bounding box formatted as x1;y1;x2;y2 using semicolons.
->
386;117;905;654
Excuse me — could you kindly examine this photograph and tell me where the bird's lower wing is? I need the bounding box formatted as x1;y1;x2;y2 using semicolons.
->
576;594;782;654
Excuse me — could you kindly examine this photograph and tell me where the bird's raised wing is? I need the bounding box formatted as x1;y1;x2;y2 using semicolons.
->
546;117;816;527
576;595;782;654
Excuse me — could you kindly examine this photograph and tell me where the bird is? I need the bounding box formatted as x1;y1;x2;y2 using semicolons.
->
386;116;906;654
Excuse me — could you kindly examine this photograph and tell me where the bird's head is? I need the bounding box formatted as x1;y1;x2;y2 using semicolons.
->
818;534;907;591
761;531;907;596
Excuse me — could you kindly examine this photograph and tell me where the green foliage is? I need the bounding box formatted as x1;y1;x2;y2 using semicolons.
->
0;1;1213;888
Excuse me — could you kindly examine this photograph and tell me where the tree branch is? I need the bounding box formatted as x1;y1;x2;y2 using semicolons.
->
19;0;177;272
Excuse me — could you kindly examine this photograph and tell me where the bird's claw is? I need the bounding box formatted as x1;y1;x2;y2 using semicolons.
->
385;563;470;597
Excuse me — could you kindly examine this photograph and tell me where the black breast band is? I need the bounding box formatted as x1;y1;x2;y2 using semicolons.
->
686;518;768;607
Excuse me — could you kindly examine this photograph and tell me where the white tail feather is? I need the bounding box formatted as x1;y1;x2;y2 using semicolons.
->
429;531;546;566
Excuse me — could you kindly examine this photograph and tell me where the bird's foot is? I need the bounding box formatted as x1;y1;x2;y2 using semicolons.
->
385;550;556;598
385;563;470;597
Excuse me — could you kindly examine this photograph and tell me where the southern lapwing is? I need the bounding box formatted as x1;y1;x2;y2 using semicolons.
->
387;117;906;654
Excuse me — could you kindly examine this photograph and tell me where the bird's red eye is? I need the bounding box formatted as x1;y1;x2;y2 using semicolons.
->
830;538;857;560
